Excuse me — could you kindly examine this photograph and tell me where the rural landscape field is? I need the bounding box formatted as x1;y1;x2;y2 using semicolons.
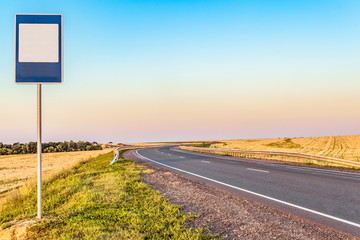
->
210;135;360;162
3;134;360;200
0;148;113;200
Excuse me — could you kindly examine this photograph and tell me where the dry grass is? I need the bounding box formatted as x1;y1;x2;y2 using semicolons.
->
211;135;360;162
0;149;114;198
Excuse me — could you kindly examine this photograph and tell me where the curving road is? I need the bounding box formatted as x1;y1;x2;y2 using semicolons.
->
132;145;360;236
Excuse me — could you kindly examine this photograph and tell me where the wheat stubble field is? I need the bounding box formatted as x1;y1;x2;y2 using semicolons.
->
0;149;113;198
211;135;360;162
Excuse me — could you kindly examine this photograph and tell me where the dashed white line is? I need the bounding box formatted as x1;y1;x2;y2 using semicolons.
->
201;160;211;163
247;168;269;173
135;149;360;229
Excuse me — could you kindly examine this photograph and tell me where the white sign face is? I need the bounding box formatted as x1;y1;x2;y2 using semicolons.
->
19;24;59;63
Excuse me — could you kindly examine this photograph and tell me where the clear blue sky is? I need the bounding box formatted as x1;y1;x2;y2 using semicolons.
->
1;0;360;143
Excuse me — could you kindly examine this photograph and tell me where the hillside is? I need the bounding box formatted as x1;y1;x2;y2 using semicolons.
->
210;135;360;162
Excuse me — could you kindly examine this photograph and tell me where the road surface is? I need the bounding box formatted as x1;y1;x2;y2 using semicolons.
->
132;145;360;236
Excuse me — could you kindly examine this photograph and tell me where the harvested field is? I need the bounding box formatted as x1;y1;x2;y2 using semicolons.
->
211;135;360;162
0;149;113;197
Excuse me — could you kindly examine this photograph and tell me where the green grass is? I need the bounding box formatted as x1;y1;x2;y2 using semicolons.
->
0;152;215;239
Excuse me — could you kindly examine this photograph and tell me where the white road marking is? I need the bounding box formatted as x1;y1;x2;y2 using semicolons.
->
179;156;185;159
247;168;269;173
135;149;360;229
201;160;211;163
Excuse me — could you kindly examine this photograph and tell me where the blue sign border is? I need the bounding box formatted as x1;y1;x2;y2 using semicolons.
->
15;14;63;84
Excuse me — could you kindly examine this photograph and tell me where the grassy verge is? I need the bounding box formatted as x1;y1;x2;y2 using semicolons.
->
0;152;214;239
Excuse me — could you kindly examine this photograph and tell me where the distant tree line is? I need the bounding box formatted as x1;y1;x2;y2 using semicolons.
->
0;141;102;155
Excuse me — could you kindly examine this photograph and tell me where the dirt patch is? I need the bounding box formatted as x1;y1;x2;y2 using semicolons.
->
124;150;359;240
0;219;38;240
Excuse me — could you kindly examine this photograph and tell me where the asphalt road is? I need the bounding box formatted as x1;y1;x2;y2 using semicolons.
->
133;146;360;236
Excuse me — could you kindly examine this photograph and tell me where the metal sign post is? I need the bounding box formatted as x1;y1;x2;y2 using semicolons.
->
37;84;42;218
15;14;63;219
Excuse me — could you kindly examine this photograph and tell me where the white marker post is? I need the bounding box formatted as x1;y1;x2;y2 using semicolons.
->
15;14;63;219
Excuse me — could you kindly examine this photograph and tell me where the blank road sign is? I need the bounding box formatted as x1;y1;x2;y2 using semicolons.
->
15;14;63;83
19;24;59;63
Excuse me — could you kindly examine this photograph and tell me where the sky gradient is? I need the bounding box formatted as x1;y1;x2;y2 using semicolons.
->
1;0;360;143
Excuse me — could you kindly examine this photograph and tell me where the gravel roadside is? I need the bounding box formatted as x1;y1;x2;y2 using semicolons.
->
124;150;359;240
